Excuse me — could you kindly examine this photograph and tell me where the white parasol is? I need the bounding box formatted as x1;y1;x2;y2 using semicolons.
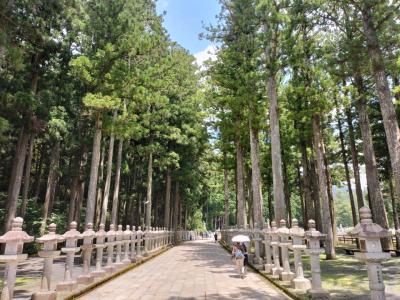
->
231;235;250;243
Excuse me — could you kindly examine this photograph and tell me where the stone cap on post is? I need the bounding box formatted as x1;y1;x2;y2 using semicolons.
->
277;219;290;237
95;224;106;245
36;223;64;244
62;221;80;240
305;220;326;240
0;217;34;245
123;225;132;240
115;225;124;242
289;219;305;237
80;223;95;239
106;224;116;241
349;207;391;239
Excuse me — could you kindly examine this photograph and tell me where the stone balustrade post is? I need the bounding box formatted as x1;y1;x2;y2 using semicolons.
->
305;219;329;299
130;226;137;262
104;224;116;273
349;207;391;300
57;221;81;292
0;217;34;300
77;223;95;285
92;224;107;277
122;225;132;265
262;222;273;274
277;219;294;282
289;219;311;292
32;223;64;300
114;225;124;268
136;226;143;261
270;221;283;278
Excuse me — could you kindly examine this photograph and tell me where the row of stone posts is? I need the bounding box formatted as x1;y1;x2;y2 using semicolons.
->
221;207;392;300
0;218;191;300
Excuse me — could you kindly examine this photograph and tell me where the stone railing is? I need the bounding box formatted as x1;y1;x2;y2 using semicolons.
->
0;218;191;300
221;206;391;300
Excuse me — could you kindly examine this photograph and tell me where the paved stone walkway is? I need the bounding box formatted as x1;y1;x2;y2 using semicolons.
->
79;239;290;300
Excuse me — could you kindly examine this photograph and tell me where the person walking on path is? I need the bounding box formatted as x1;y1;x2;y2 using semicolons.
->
232;242;245;278
214;232;218;243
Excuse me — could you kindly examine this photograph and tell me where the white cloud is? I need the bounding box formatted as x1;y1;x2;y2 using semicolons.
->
194;44;218;70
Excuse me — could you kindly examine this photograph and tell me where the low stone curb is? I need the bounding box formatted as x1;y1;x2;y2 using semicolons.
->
62;244;176;300
219;241;302;300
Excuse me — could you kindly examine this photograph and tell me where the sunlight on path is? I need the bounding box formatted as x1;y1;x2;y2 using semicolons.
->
79;239;290;299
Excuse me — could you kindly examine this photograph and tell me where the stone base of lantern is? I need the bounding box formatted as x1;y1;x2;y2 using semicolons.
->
122;258;131;265
104;265;116;273
292;277;311;292
56;280;77;292
91;269;106;278
77;274;95;285
113;261;125;269
31;290;57;300
308;288;330;299
280;271;294;282
136;255;143;262
263;263;274;273
271;267;283;279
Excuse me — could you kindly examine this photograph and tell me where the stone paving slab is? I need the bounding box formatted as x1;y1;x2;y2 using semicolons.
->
79;239;290;300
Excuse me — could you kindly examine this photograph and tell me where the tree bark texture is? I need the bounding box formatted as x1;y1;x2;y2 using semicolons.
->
235;138;246;228
337;109;358;226
145;151;153;229
300;141;315;225
268;75;286;223
20;135;35;218
362;4;400;215
95;144;105;227
164;168;172;229
249;124;264;228
4;127;30;232
346;108;364;209
223;154;230;228
100;132;115;225
389;173;400;250
85;116;102;225
111;139;123;226
40;140;60;235
312;115;336;259
354;72;391;249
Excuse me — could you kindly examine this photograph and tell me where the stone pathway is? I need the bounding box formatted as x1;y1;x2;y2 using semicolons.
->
79;239;290;300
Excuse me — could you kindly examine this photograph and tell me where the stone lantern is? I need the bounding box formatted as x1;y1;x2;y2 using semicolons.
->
104;224;116;273
57;221;81;292
270;220;283;278
92;224;107;278
130;226;137;262
77;223;95;285
305;219;329;299
122;225;132;265
32;223;64;300
289;219;311;292
349;207;391;300
0;217;34;300
277;219;294;282
136;226;143;261
262;221;273;274
143;227;150;257
252;224;263;270
114;224;125;268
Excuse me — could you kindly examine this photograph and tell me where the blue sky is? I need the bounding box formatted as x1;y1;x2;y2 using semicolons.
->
156;0;220;56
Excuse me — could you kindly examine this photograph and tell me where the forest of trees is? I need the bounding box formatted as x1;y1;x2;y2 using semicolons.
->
203;0;400;257
0;0;211;238
1;0;400;259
